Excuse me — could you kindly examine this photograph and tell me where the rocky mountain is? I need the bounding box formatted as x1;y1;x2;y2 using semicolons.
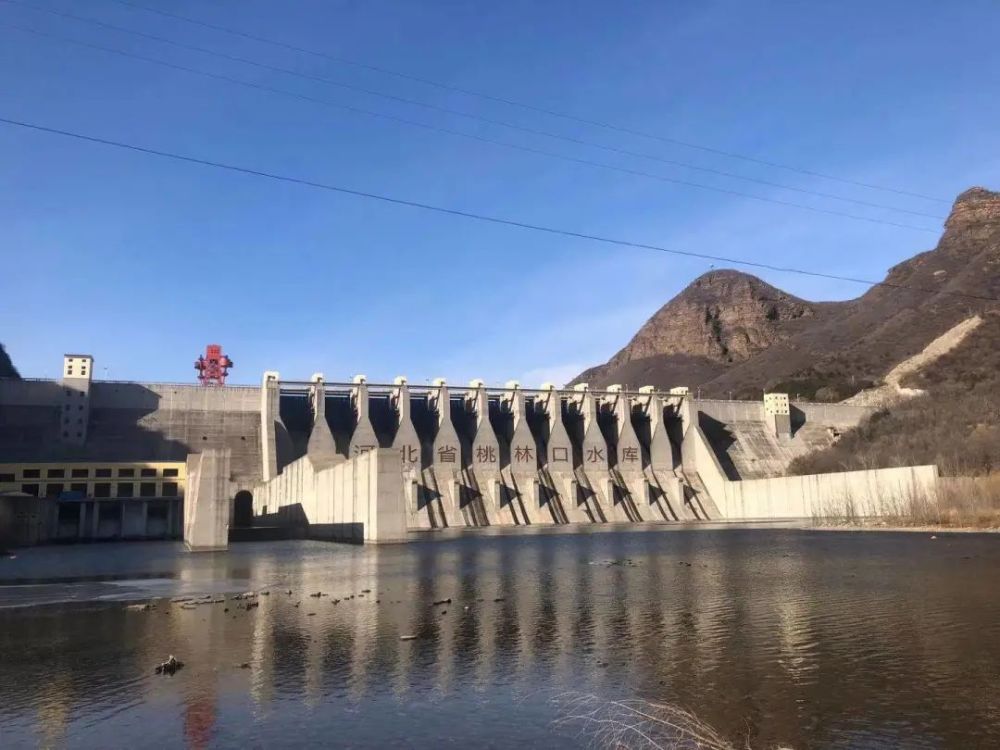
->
0;344;17;379
573;270;844;393
574;186;1000;402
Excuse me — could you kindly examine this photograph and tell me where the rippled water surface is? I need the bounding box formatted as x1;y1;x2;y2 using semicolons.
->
1;528;999;749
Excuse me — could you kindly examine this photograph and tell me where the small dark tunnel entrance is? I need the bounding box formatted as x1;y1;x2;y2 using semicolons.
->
233;490;254;528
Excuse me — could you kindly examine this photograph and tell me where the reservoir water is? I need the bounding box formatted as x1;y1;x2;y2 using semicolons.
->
1;528;998;749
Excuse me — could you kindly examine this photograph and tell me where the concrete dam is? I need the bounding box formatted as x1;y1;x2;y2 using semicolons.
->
0;355;940;549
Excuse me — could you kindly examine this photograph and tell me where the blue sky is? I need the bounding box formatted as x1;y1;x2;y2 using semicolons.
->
1;0;998;385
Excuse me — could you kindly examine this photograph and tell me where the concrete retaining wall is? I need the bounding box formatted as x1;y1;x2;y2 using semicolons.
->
253;447;407;543
681;415;936;519
714;465;939;519
694;399;871;427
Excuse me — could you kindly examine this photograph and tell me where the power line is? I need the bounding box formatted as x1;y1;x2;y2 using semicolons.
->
1;115;993;304
100;0;949;204
0;0;946;222
1;21;940;234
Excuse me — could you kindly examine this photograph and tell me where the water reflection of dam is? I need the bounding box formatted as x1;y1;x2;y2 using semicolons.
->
3;534;1000;747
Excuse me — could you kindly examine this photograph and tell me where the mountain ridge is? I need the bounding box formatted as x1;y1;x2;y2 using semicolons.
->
572;186;1000;401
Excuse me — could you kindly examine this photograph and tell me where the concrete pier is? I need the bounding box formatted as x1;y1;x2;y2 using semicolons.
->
260;371;282;482
425;380;463;528
499;382;536;525
536;384;580;523
306;374;340;470
570;385;617;522
464;380;503;526
390;377;423;528
604;385;646;522
636;387;687;520
184;449;231;551
348;376;379;459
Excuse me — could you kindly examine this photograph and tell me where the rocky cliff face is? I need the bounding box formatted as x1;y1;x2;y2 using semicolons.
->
574;186;1000;398
944;186;1000;231
611;270;821;364
573;269;839;387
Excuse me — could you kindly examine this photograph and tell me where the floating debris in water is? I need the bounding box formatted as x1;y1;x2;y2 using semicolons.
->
591;559;640;567
399;634;417;641
154;655;184;675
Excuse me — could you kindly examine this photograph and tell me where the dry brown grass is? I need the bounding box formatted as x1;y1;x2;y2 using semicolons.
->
552;693;788;750
812;474;1000;530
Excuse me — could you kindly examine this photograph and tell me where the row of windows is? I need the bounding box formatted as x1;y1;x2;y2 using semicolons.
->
19;482;179;498
2;467;180;481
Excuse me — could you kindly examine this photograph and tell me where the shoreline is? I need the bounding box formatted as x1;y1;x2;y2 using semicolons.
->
807;522;1000;534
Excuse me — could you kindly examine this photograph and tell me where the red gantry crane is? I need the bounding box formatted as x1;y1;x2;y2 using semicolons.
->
194;344;233;386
